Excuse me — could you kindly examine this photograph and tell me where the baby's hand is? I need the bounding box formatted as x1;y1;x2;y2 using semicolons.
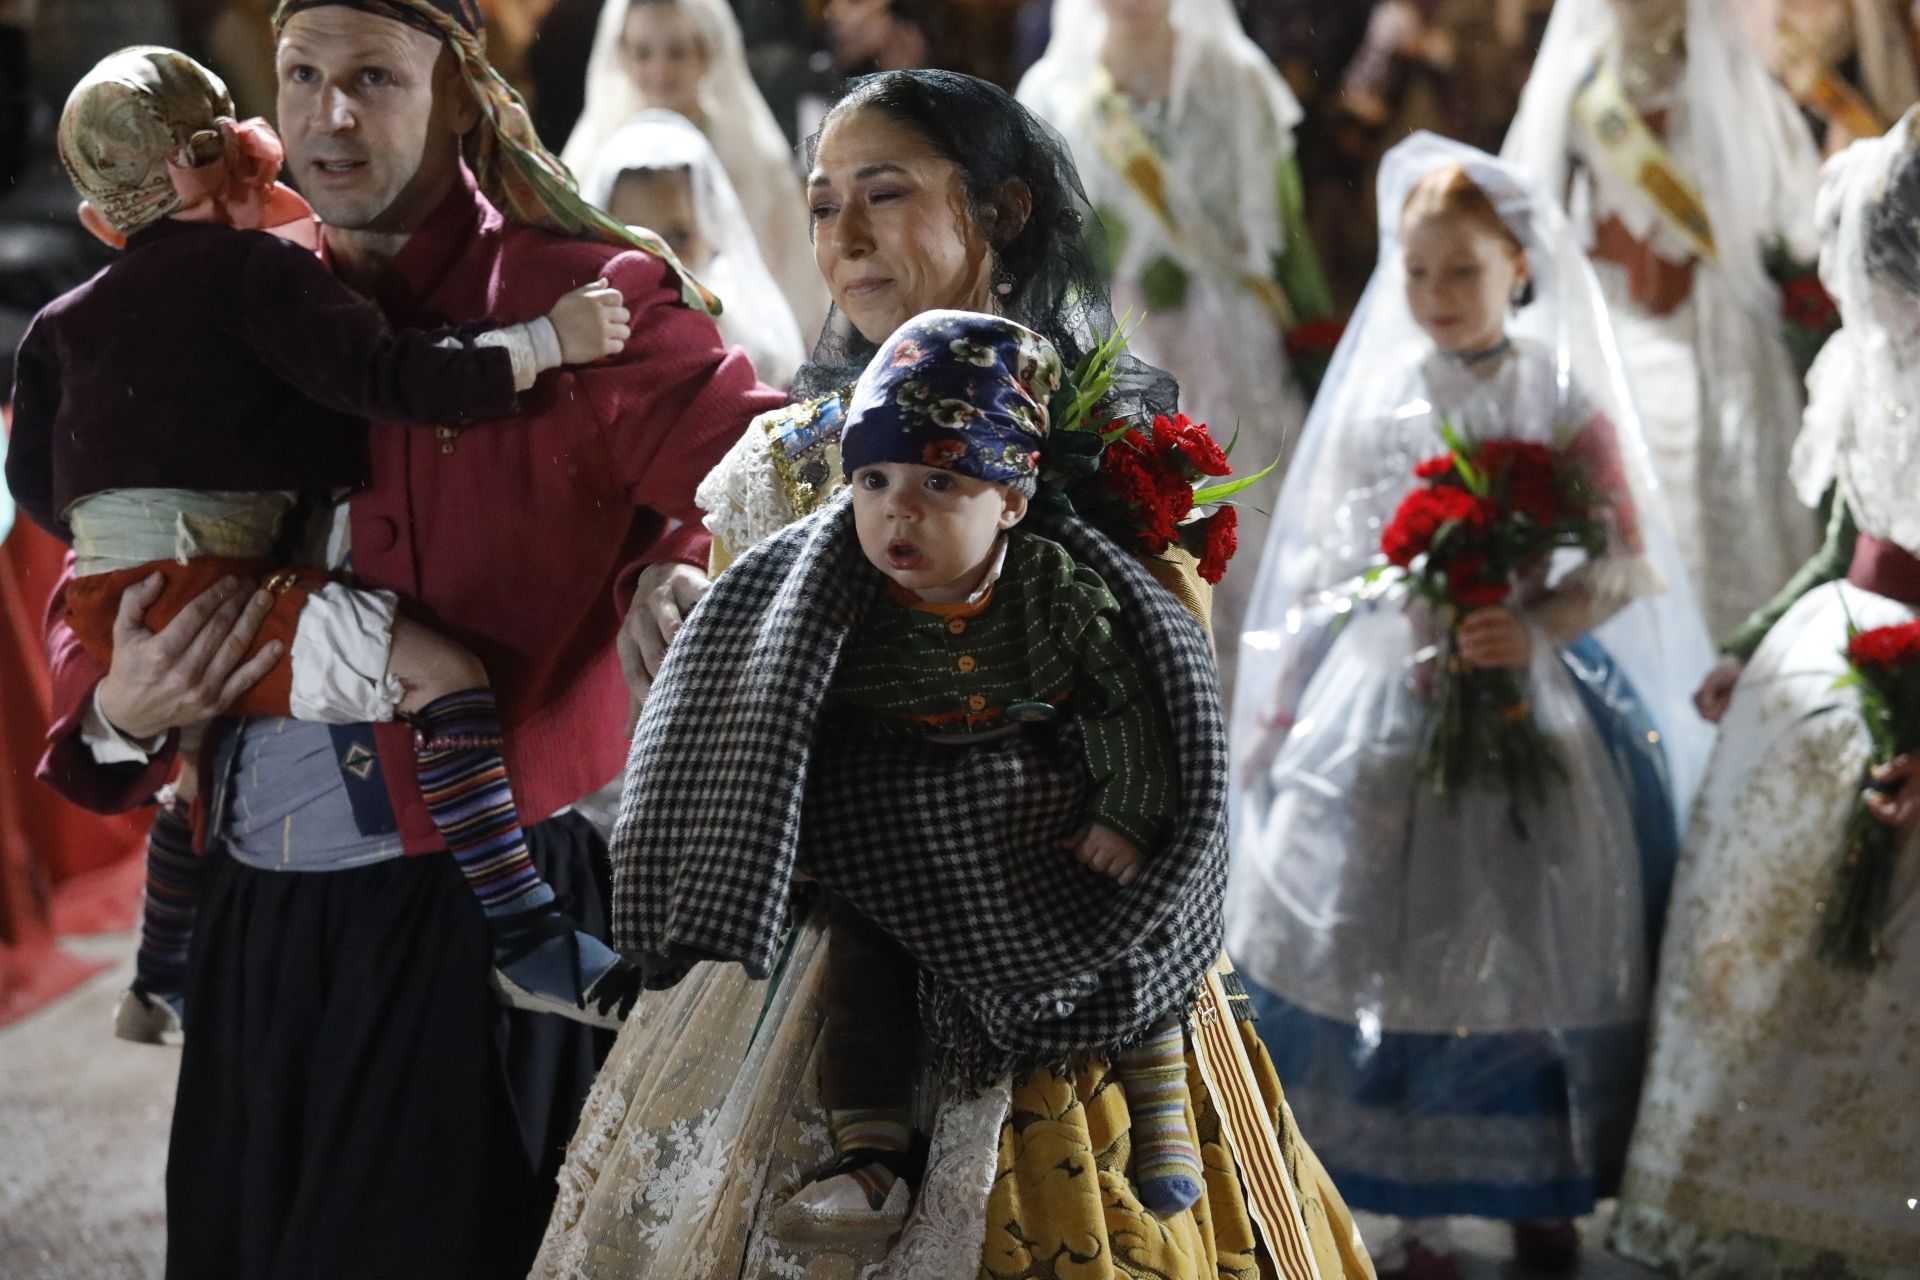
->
549;278;632;364
1065;822;1144;886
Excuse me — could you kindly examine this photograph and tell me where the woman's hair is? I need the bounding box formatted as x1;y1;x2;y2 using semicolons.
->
795;69;1176;421
1401;163;1535;305
1864;143;1920;300
810;70;1067;300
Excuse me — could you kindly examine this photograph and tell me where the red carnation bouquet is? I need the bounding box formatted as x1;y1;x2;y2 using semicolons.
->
1824;618;1920;969
1374;420;1607;825
1044;326;1272;585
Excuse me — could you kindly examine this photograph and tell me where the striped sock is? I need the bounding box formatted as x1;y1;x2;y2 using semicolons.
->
1118;1015;1204;1214
413;688;554;920
827;1108;913;1209
135;804;203;999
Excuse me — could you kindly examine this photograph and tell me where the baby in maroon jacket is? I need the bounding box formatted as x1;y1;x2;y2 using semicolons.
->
5;46;642;1039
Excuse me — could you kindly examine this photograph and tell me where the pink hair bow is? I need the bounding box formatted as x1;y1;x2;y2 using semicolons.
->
165;117;320;251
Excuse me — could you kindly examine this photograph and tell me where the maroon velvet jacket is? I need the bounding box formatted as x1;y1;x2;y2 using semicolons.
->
6;217;519;540
38;168;785;849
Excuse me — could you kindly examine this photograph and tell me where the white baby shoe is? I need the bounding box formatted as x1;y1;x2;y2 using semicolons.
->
773;1161;912;1244
113;986;184;1047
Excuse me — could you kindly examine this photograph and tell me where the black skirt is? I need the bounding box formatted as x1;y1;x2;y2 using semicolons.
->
166;812;613;1280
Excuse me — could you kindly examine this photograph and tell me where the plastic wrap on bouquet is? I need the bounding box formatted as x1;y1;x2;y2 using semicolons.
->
1224;132;1714;1220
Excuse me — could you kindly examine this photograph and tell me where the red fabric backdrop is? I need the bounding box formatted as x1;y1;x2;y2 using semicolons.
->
2;420;149;1026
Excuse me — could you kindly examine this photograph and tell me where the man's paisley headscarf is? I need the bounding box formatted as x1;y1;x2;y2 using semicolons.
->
274;0;718;314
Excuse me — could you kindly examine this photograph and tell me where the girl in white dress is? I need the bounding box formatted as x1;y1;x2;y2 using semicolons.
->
1611;107;1920;1280
1502;0;1824;639
563;0;831;338
1227;132;1714;1280
578;109;806;389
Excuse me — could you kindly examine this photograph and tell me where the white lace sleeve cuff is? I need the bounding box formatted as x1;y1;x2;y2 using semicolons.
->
476;318;557;392
695;413;797;559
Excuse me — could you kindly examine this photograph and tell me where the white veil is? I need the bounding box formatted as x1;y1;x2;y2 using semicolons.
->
580;109;806;389
564;0;830;338
1015;0;1305;279
1231;132;1716;809
1502;0;1822;314
1793;106;1920;548
1739;0;1920;130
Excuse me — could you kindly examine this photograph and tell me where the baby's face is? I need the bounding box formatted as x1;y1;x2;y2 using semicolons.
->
850;462;1027;602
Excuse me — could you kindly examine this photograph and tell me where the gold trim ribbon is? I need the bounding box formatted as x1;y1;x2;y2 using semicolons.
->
1085;69;1297;330
1572;58;1718;264
1777;22;1885;142
1190;961;1323;1280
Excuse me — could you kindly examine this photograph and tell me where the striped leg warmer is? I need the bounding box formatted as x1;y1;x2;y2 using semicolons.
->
1117;1014;1205;1214
412;688;554;920
135;803;203;1000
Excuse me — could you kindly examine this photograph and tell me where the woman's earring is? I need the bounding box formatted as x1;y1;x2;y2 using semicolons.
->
994;266;1017;297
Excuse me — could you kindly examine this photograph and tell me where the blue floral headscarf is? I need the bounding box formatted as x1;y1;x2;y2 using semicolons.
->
840;311;1063;494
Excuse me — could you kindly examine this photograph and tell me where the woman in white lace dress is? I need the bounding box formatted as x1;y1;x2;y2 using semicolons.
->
562;0;830;338
531;69;1377;1280
1610;109;1920;1280
1502;0;1825;639
1015;0;1340;703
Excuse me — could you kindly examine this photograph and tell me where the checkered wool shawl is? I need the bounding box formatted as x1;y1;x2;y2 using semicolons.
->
610;495;1228;1080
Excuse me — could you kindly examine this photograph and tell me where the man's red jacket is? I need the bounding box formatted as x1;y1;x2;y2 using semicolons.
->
38;167;785;850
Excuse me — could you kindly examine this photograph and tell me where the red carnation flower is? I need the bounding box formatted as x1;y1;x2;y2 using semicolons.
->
1381;485;1491;567
1098;437;1175;555
1414;455;1456;481
1441;551;1512;608
1848;620;1920;668
1284;316;1345;359
1151;413;1232;478
1155;465;1196;525
1197;506;1239;584
1478;440;1557;474
1507;470;1559;526
1781;275;1838;332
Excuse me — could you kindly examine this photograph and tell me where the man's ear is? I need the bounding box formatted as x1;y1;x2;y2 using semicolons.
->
436;48;482;135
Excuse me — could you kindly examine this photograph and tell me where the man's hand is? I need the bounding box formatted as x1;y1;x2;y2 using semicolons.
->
618;562;711;727
1693;654;1745;724
1866;754;1920;832
95;574;282;741
1065;822;1144;886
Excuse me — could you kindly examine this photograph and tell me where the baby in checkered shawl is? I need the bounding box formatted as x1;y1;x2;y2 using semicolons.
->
613;311;1229;1243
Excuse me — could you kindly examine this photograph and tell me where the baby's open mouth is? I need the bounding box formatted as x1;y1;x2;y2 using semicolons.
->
886;540;922;570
